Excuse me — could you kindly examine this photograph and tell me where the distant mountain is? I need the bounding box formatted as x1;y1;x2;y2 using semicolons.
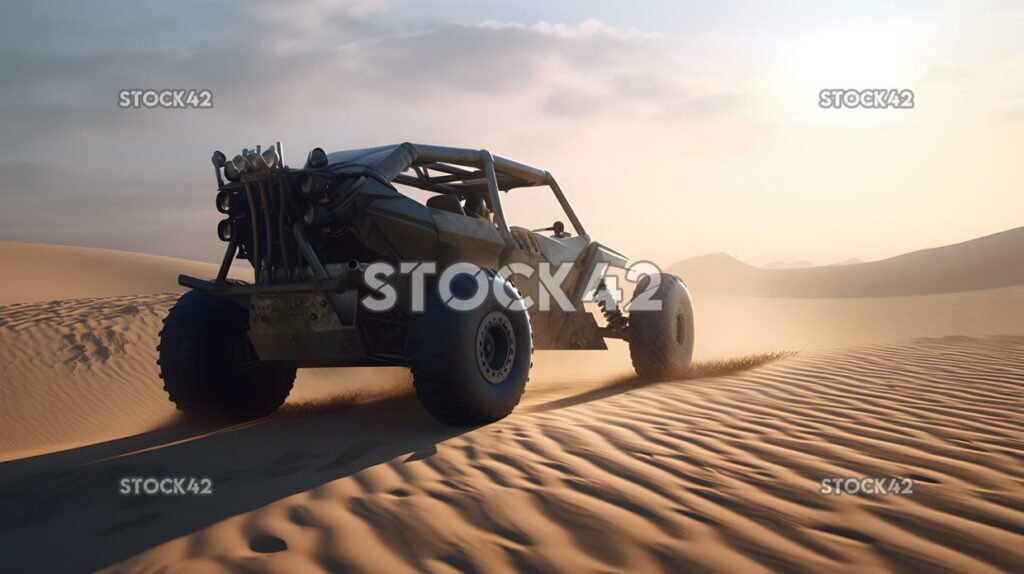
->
830;257;863;266
762;260;815;269
668;226;1024;298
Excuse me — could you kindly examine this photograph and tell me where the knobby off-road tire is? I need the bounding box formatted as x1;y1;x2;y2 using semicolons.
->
158;289;295;419
411;270;533;426
629;273;695;381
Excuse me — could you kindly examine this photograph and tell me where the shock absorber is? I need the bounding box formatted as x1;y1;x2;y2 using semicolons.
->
595;280;629;340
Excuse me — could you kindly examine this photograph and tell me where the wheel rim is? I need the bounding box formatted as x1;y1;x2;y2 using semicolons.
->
476;311;516;384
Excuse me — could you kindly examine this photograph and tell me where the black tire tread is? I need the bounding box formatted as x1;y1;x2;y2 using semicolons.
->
628;274;695;382
158;290;295;419
410;275;532;426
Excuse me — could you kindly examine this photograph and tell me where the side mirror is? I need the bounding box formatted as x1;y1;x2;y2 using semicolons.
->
530;220;570;237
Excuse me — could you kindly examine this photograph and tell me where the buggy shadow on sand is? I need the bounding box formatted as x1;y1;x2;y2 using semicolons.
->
162;143;695;425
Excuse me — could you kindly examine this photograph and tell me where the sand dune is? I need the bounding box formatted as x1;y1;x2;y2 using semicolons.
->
0;336;1020;572
3;285;1020;462
0;242;248;306
669;226;1024;297
0;293;410;461
0;242;1022;572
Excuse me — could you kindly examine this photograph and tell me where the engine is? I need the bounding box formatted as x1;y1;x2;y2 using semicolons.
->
210;144;389;284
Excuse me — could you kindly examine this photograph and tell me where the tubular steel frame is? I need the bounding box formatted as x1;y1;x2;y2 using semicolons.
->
182;143;588;297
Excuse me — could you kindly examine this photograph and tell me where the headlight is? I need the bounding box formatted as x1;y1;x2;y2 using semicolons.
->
230;154;248;175
211;150;227;168
260;146;280;170
216;190;232;214
306;147;328;169
217;219;233;241
223;161;241;182
244;148;263;172
301;203;331;228
298;172;333;198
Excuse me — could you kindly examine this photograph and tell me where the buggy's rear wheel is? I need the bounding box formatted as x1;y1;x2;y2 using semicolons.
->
628;273;695;381
158;289;295;419
411;271;532;426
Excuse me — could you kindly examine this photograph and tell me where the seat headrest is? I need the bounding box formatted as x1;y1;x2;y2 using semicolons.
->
426;194;465;215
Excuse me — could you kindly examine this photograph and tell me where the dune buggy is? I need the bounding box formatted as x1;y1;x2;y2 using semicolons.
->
160;143;694;425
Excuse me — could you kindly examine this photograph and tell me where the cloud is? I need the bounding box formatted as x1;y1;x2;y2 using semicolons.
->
0;9;691;150
476;18;666;41
542;89;613;117
673;93;748;116
334;18;676;103
1;1;1019;268
0;3;724;259
0;160;218;258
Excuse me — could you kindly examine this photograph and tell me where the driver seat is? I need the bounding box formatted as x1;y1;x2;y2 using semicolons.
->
425;194;465;215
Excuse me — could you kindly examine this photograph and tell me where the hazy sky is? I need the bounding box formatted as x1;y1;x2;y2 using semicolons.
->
0;0;1020;266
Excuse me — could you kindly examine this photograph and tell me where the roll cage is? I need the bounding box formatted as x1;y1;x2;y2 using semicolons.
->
324;143;588;245
180;143;594;298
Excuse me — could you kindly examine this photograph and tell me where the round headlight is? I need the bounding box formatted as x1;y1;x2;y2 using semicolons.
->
216;191;232;214
223;161;241;182
298;172;332;198
217;219;233;241
306;147;328;169
230;154;247;175
260;146;279;170
244;148;263;171
301;203;331;228
211;150;227;168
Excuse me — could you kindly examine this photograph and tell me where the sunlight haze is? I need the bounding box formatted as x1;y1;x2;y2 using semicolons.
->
0;0;1019;266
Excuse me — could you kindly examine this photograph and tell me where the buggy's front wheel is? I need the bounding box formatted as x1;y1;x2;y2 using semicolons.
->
410;271;533;426
157;290;295;419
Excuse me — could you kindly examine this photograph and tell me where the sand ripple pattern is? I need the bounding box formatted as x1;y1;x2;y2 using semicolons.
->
94;336;1024;573
0;295;179;456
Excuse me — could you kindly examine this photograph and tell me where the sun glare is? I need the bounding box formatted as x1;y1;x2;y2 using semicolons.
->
771;24;930;124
